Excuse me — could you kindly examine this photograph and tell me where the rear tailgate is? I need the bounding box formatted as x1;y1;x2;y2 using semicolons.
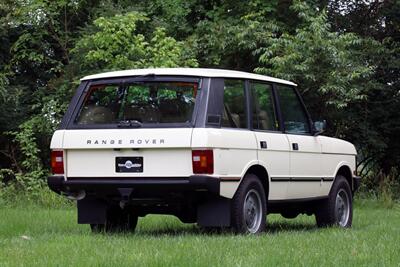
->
52;128;193;178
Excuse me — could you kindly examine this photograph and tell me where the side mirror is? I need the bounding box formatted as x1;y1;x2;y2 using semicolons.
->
313;120;326;136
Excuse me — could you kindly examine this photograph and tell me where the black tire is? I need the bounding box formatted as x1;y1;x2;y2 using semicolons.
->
231;174;267;234
90;206;138;233
315;175;353;228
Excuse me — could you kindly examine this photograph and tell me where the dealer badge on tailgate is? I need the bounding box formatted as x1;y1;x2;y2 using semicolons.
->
116;157;143;173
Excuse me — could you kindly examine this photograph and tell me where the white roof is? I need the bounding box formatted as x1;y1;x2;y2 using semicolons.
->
81;68;297;86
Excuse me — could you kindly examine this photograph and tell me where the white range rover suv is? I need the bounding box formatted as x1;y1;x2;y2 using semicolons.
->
48;68;361;234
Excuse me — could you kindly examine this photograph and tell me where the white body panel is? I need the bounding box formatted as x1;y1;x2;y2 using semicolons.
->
286;134;323;199
60;128;193;149
254;132;290;200
51;129;194;178
191;128;257;198
51;127;357;200
66;148;192;177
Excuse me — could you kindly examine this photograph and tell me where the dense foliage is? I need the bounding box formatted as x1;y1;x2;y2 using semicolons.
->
0;0;399;198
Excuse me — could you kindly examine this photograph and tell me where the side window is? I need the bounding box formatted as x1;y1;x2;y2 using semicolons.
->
251;82;278;131
276;85;310;134
222;79;247;128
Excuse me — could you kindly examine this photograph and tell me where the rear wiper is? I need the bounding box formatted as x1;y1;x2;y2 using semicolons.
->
117;120;142;128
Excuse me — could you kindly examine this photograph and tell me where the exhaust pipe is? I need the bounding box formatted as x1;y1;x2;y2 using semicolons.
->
66;190;86;201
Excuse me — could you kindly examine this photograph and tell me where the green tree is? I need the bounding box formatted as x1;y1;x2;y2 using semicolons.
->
71;11;198;75
327;0;400;177
1;9;199;189
0;0;101;171
256;1;378;110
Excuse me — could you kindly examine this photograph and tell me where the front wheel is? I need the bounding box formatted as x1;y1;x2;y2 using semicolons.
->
231;174;266;234
315;175;353;228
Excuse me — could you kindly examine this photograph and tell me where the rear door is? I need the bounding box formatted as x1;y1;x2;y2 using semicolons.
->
218;79;258;178
250;81;290;200
61;78;200;178
275;84;324;199
63;128;194;177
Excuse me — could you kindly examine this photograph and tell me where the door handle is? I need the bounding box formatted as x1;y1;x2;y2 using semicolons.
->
260;141;267;149
292;143;299;150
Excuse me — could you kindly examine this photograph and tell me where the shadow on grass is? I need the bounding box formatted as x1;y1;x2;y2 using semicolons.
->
266;221;317;234
94;220;318;237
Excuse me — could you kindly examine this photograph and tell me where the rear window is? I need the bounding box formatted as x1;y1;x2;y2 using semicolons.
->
75;81;198;125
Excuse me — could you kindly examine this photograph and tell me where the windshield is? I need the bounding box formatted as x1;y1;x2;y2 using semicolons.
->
75;81;198;125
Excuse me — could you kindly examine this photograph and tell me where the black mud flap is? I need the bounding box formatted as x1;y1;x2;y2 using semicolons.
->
197;197;231;227
77;198;107;224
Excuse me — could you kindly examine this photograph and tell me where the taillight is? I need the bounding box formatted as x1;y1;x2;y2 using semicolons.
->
51;150;64;174
192;150;213;174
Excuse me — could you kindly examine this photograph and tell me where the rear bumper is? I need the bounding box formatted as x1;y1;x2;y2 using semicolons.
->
353;175;361;192
47;175;220;196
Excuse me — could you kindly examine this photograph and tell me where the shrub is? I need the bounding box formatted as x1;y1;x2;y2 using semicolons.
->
358;168;400;207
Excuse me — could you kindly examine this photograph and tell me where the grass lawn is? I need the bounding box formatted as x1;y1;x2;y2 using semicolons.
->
0;199;399;267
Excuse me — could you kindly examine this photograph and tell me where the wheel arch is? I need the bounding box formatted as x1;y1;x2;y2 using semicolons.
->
335;164;353;192
220;162;270;199
243;164;269;201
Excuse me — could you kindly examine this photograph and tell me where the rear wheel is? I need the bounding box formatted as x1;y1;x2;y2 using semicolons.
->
90;206;138;233
231;174;266;234
315;175;353;228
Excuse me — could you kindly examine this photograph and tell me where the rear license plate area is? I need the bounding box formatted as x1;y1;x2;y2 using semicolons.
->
115;157;143;173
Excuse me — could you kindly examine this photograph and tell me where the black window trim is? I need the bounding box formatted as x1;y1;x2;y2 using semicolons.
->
245;80;252;130
196;77;211;128
58;80;89;129
274;83;314;136
64;76;202;130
